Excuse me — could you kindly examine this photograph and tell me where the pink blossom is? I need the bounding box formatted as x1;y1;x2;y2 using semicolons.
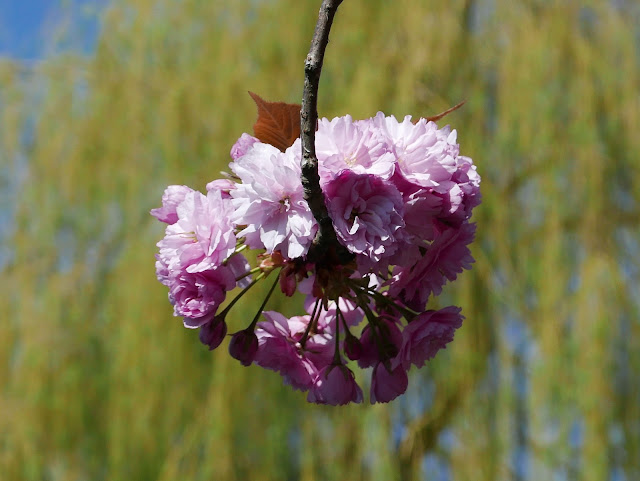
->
373;113;457;192
150;185;194;224
230;140;317;259
152;108;481;406
230;133;259;160
316;115;395;182
300;278;366;325
451;155;482;219
422;157;480;230
324;170;407;267
205;178;236;198
389;222;476;311
311;300;365;331
433;184;466;228
169;266;236;328
287;314;334;369
157;189;237;273
402;188;443;242
155;254;171;287
307;364;363;405
370;362;409;404
394;306;464;370
254;311;332;391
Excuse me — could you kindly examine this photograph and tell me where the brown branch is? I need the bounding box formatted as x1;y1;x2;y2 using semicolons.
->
300;0;353;265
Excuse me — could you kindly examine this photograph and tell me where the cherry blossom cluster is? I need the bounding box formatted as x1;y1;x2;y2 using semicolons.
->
152;112;480;405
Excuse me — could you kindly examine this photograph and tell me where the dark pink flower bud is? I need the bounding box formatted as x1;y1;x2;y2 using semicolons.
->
229;329;258;366
357;319;402;368
199;318;227;351
370;362;408;404
279;266;298;297
377;319;401;359
344;334;363;361
356;325;378;368
307;364;363;405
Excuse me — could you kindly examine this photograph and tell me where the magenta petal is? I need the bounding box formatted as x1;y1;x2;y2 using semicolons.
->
254;312;326;391
230;133;259;160
150;185;193;224
324;170;409;270
396;306;464;369
171;267;236;327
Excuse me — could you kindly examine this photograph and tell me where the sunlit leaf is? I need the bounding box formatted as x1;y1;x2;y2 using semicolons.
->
249;91;301;151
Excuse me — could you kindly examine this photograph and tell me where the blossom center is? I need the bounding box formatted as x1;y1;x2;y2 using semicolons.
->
344;152;357;167
182;230;198;243
279;196;291;212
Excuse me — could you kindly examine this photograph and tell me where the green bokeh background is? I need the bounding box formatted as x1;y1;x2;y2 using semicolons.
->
1;0;639;479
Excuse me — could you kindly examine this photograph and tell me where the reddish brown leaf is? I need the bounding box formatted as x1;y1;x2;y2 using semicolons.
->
413;100;466;124
249;91;301;152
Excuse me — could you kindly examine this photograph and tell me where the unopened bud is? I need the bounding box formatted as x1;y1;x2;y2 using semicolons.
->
199;317;227;351
229;329;259;366
344;334;363;361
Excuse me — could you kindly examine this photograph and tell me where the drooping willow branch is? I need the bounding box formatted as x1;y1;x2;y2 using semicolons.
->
300;0;353;265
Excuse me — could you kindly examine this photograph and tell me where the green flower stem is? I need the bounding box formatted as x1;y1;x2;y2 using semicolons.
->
223;241;248;266
332;303;342;364
247;271;281;331
348;280;419;321
300;297;322;348
218;272;266;319
235;265;264;283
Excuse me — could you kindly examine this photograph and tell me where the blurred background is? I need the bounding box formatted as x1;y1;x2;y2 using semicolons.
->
1;0;639;480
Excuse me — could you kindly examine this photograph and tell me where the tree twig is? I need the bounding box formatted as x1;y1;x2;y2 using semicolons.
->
300;0;353;265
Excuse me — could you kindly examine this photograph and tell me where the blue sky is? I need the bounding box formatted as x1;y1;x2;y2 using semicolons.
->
0;0;103;60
